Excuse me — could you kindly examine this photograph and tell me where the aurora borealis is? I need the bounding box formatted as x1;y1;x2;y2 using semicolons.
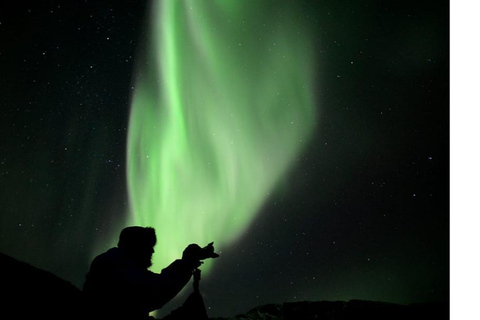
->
0;0;450;318
127;0;315;272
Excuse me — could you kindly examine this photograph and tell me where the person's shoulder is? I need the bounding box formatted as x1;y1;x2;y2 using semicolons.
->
92;247;123;266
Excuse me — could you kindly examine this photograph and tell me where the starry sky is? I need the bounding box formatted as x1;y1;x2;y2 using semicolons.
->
0;0;449;318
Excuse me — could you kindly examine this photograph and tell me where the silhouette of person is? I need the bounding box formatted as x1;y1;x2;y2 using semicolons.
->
83;226;219;320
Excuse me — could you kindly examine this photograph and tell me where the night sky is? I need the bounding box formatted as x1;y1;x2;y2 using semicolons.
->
0;0;449;318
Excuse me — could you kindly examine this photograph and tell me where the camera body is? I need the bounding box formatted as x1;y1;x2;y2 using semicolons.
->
183;242;219;263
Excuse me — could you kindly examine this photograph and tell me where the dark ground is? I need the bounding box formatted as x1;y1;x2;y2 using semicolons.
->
1;252;448;320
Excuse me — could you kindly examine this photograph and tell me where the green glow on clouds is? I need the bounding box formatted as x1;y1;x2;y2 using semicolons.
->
126;0;316;273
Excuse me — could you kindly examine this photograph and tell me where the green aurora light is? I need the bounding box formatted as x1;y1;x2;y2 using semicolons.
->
126;0;316;273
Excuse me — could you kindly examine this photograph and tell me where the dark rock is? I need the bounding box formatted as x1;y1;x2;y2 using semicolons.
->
408;302;449;320
212;300;448;320
344;300;408;320
0;252;86;320
284;300;347;320
240;303;283;319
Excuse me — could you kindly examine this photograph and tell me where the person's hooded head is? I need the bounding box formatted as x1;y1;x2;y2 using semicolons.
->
118;226;156;269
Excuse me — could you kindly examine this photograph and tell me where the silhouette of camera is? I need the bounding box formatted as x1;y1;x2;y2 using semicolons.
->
183;242;220;262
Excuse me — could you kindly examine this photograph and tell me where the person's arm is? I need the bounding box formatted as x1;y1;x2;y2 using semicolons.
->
141;259;197;311
140;243;219;311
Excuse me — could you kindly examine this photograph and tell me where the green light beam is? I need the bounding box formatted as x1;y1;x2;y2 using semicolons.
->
126;0;316;273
